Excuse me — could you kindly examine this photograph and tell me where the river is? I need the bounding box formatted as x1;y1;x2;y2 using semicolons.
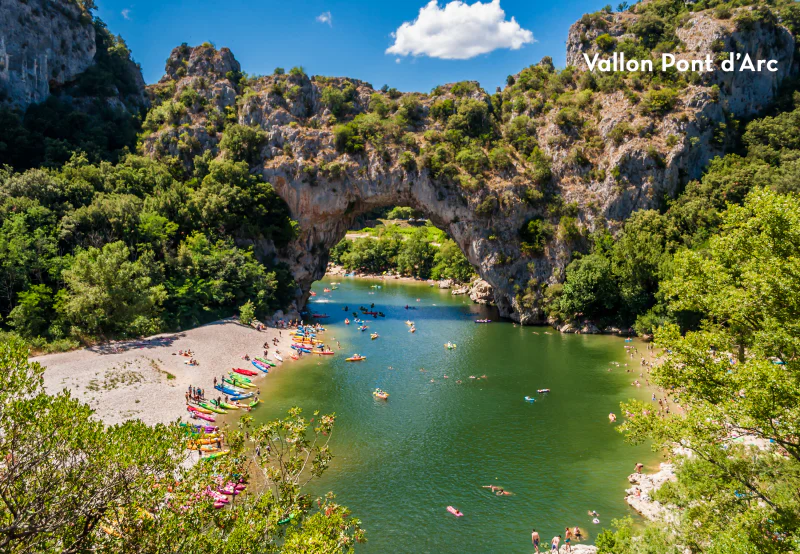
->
250;275;659;552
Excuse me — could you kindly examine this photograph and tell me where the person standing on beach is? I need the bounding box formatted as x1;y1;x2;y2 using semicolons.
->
213;376;217;387
531;529;540;552
564;527;572;552
551;535;560;552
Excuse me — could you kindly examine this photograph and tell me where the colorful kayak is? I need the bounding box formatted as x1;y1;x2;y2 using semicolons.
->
373;389;389;399
228;372;252;383
249;398;261;408
370;333;379;340
200;402;227;414
444;342;457;349
215;384;243;396
314;350;335;355
188;407;215;422
524;396;536;403
219;400;239;410
275;353;283;362
447;506;463;517
256;357;276;367
346;355;366;362
201;450;230;461
223;377;253;389
187;405;214;415
251;361;269;373
234;368;259;377
230;392;254;401
292;345;312;353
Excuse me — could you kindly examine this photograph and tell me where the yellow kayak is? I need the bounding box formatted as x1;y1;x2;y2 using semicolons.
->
346;355;366;362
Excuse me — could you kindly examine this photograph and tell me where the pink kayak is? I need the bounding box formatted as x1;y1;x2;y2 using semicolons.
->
188;407;215;422
447;506;463;517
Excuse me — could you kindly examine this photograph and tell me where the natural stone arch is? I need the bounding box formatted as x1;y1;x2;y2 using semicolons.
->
266;168;542;323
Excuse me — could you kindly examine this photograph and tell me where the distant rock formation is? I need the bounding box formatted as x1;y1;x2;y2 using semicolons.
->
0;0;96;109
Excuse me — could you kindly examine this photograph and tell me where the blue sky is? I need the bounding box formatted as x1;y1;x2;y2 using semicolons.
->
96;0;609;92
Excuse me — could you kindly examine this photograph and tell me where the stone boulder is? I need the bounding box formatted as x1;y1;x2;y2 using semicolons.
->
469;279;493;305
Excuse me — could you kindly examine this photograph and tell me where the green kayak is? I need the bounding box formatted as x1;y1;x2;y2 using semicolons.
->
249;398;261;408
228;372;252;383
219;400;238;410
256;357;276;367
223;377;253;389
200;402;227;414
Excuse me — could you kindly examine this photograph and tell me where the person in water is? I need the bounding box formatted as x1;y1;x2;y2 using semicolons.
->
531;529;540;552
482;485;512;496
564;527;573;552
635;462;644;474
551;535;560;552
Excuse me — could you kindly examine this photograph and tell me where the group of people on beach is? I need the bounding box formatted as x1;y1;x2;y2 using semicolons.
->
531;525;583;552
186;385;205;402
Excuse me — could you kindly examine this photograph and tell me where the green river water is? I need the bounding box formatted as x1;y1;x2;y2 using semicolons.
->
250;276;659;553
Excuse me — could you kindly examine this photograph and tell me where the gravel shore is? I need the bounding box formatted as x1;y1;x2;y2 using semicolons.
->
34;318;298;427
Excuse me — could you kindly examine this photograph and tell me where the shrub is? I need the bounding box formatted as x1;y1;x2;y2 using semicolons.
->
519;218;552;256
239;300;256;325
489;147;513;170
640;88;678;115
333;122;365;154
595;33;617;51
455;145;489;175
398;151;417;172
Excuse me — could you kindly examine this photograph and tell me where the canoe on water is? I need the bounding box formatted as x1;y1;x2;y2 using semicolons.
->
249;398;261;408
230;392;254;401
346;355;366;362
314;350;335;355
447;506;463;517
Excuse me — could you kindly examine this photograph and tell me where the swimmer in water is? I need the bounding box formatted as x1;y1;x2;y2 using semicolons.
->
482;485;512;496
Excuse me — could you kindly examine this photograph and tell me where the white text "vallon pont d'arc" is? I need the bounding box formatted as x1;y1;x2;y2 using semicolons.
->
583;52;779;73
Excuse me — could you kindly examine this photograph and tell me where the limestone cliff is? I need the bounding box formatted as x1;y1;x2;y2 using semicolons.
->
0;0;147;111
0;0;95;109
140;4;796;323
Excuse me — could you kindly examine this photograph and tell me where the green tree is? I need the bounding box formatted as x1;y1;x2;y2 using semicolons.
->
58;241;166;337
621;188;800;552
0;338;365;553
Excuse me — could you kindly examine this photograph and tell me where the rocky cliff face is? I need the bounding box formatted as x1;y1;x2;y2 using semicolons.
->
0;0;96;109
141;4;796;323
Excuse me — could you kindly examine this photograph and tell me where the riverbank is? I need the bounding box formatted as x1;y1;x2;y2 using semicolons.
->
34;318;296;427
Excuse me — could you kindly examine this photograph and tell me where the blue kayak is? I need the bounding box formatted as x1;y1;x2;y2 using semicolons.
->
252;360;269;373
215;384;242;396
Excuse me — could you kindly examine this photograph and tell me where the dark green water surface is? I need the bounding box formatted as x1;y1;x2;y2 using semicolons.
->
250;276;657;552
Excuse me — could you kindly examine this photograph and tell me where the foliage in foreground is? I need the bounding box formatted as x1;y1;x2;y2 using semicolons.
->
0;338;363;553
606;188;800;553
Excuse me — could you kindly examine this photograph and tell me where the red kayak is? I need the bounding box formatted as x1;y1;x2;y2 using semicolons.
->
187;406;216;422
233;368;258;377
312;313;329;319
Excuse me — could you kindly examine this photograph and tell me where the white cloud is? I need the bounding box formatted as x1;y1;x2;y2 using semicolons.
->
121;8;131;20
316;11;332;26
386;0;533;60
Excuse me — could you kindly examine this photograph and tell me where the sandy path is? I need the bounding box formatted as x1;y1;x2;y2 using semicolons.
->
33;319;303;427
